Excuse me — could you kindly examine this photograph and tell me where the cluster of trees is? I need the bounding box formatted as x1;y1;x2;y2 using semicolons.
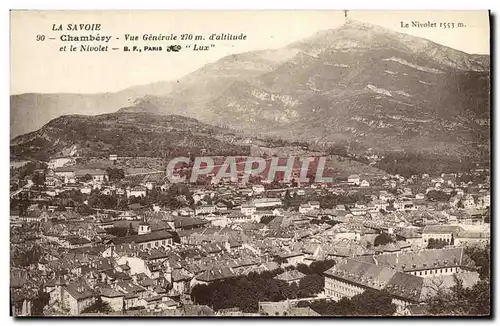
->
259;215;276;225
427;245;490;316
13;114;252;160
298;289;397;316
427;238;449;249
81;296;112;314
14;161;47;180
56;182;194;212
374;232;395;247
296;260;336;275
191;262;332;313
426;190;454;202
282;190;370;210
191;271;289;312
375;152;477;178
106;168;125;182
105;225;137;237
31;287;50;315
11;244;44;267
427;276;490;316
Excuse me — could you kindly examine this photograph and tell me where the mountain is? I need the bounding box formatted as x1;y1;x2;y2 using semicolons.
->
10;81;178;139
10;47;299;139
10;112;251;161
11;20;490;160
127;20;491;157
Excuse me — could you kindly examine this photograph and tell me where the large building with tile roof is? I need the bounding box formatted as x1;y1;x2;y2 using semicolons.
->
324;248;479;311
356;248;475;278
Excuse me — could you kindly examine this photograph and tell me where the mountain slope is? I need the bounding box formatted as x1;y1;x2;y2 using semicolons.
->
11;48;299;138
10;112;251;160
129;20;489;157
11;20;490;160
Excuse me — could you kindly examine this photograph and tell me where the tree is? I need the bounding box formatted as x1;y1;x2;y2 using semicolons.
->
374;232;394;246
283;190;292;208
427;275;490;316
350;289;396;316
81;295;111;314
106;168;125;182
465;245;490;280
298;274;324;298
296;263;313;275
427;190;452;202
282;282;299;299
274;256;288;266
427;238;448;249
81;174;93;182
31;287;50;315
32;173;46;187
310;260;336;274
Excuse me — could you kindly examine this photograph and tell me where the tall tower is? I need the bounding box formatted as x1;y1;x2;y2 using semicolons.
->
55;275;66;309
165;261;172;284
343;10;349;23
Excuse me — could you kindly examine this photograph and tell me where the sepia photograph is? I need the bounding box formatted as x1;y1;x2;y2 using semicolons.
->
9;10;491;317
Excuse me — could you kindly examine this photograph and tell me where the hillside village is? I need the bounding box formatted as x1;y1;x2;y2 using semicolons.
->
10;153;490;316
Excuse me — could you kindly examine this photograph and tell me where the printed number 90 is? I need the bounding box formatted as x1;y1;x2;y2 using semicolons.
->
36;35;45;41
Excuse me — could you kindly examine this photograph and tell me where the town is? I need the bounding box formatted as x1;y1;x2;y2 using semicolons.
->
9;152;490;316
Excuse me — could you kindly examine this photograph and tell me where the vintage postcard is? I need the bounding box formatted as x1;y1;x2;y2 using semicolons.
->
10;10;491;317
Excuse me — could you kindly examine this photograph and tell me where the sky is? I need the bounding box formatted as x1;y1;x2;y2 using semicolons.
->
10;10;490;95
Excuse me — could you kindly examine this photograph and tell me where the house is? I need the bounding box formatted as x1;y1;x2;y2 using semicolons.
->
11;292;32;316
116;281;147;309
299;203;312;214
54;167;77;183
324;258;425;311
348;175;360;186
252;184;265;195
309;201;320;210
127;186;147;198
372;200;389;211
54;279;95;315
350;207;367;216
299;201;320;214
195;205;216;215
99;287;125;312
177;207;195;217
356;248;475;278
118;211;138;221
109;154;118;161
64;236;93;249
241;203;256;216
75;169;108;183
253;198;282;208
168;268;193;295
323;257;477;312
454;231;490;246
216;202;228;211
394;199;415;211
258;301;320;316
109;230;174;250
422;225;463;246
277;252;306;268
360;180;370;187
379;191;395;202
228;212;252;224
415;193;425;200
192;267;236;287
273;270;306;285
